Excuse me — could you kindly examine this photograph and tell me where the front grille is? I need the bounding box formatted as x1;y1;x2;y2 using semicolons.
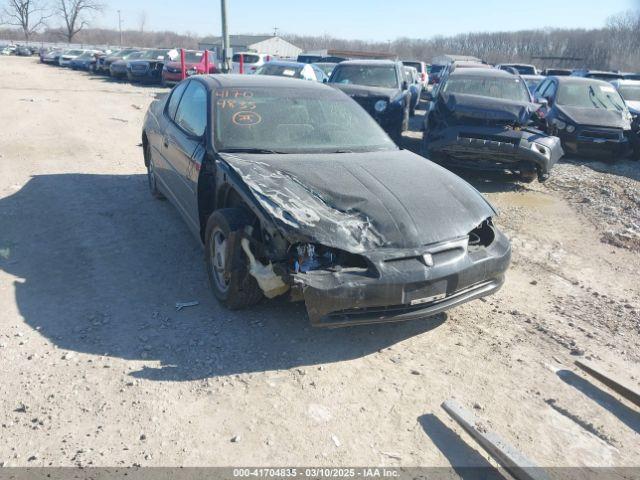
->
580;129;622;140
458;132;520;146
131;63;149;73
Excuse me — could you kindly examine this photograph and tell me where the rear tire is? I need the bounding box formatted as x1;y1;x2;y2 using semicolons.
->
204;209;263;310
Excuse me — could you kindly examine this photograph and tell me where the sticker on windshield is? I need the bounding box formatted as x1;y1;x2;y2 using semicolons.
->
232;111;262;126
600;85;616;93
282;69;296;77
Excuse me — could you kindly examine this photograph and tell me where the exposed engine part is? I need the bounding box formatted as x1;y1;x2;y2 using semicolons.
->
468;219;496;249
294;244;336;273
240;238;289;299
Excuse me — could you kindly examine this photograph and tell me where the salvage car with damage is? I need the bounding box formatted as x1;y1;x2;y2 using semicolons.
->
533;76;635;160
423;68;563;182
141;75;511;327
328;60;411;144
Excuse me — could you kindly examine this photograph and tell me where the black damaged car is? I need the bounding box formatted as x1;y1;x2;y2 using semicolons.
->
329;60;411;144
423;68;563;182
127;48;178;83
533;76;635;160
142;75;511;327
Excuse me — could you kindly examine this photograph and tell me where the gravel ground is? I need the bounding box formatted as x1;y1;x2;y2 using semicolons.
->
0;57;639;471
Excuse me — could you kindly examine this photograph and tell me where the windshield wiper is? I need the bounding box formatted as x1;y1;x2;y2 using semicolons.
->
219;148;286;154
588;86;609;110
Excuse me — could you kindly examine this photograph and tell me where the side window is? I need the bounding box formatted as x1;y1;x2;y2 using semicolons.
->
174;82;208;137
311;65;325;82
167;81;188;120
544;81;557;100
534;79;549;97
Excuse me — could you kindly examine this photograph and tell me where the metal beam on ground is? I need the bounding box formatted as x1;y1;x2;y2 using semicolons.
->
575;360;640;408
442;400;550;480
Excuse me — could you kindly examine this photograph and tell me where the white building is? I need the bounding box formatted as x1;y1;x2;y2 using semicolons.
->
199;35;302;60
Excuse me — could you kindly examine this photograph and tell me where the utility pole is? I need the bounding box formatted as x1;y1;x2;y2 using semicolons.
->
118;10;123;47
220;0;231;73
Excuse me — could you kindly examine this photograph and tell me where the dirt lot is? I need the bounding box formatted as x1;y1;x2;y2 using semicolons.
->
0;56;639;470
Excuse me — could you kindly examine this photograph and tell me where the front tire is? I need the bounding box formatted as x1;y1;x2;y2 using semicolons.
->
519;163;538;183
204;209;263;310
145;143;165;199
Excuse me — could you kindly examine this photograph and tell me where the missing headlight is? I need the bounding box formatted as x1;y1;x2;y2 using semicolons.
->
468;219;496;249
291;244;369;273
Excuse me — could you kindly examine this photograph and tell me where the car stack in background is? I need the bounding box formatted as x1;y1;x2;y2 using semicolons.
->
3;40;639;171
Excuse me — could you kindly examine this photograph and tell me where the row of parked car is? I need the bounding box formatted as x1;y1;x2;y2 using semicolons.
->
30;44;640;181
0;44;40;56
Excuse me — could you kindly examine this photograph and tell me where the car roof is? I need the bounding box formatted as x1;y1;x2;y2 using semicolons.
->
449;68;512;78
199;74;333;90
553;76;616;86
610;79;640;87
500;63;535;67
262;60;307;68
521;74;544;80
337;59;398;67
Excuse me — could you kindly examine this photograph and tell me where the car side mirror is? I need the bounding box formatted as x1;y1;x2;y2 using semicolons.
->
402;80;409;91
537;97;549;108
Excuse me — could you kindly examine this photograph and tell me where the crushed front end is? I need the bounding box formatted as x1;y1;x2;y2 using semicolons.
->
287;219;510;327
425;93;563;180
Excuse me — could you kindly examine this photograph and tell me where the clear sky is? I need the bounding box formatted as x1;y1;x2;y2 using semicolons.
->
94;0;638;40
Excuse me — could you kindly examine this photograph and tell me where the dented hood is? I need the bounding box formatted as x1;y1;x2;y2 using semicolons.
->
440;93;538;125
220;150;495;253
556;105;629;129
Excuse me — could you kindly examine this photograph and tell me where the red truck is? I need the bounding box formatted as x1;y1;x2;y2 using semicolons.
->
161;50;217;87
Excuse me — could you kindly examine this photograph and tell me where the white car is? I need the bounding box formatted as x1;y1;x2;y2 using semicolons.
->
1;45;17;56
58;49;91;67
231;52;272;74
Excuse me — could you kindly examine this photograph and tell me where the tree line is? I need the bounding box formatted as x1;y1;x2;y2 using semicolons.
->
2;1;639;71
285;11;640;71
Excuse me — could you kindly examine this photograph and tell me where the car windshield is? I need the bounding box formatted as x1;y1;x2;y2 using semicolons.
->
617;85;640;102
233;54;260;64
403;62;423;72
315;63;336;76
331;65;399;89
443;76;531;102
503;65;535;75
141;49;170;60
184;51;204;62
68;50;84;55
430;65;445;74
126;51;145;60
214;87;396;154
558;82;627;111
77;52;94;59
255;64;303;78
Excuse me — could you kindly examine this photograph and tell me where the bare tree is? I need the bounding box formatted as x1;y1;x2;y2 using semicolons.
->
56;0;103;43
1;0;51;41
137;10;147;33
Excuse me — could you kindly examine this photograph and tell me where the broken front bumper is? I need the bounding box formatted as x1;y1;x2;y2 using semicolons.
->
426;126;563;175
295;230;511;327
558;128;632;159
